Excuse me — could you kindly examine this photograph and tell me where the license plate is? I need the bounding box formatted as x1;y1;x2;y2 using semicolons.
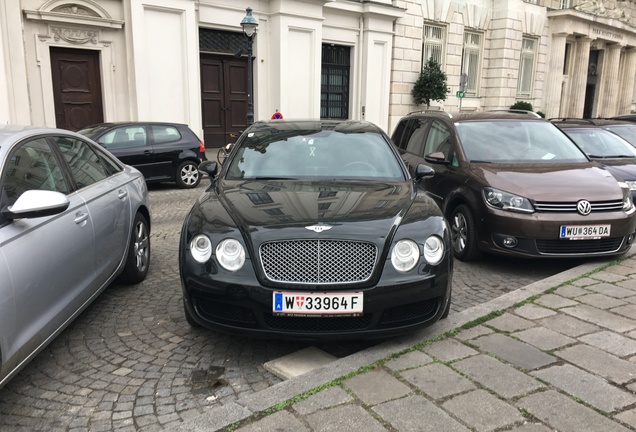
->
560;225;611;239
273;292;363;316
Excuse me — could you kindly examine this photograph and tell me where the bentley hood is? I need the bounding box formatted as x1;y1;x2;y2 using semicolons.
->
196;180;440;247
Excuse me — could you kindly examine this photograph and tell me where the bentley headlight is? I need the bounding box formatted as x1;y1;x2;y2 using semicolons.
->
391;239;419;272
216;238;245;271
424;236;444;265
483;187;534;213
190;234;212;263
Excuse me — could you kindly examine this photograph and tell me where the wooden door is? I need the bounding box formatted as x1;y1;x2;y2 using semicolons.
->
200;54;248;148
50;48;104;131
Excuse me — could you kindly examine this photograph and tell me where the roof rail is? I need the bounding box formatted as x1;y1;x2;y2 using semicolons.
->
548;118;595;124
407;109;453;118
486;109;542;118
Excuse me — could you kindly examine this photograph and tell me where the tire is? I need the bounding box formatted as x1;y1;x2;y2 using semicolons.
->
176;160;200;189
183;298;201;328
449;204;482;261
117;213;151;284
217;146;230;164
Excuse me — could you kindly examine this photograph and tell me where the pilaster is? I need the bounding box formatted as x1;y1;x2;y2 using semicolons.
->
618;48;636;115
568;37;592;118
598;43;623;118
544;33;568;119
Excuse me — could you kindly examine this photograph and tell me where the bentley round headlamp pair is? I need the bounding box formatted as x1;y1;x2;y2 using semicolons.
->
189;235;245;271
391;236;444;271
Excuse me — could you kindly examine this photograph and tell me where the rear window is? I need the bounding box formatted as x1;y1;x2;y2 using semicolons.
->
456;120;588;163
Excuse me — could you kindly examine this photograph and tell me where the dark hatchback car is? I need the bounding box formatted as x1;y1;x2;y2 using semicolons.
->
551;119;636;201
391;111;636;261
78;122;206;189
179;119;453;340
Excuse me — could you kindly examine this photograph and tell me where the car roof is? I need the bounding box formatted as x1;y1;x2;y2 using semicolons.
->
248;119;386;134
0;125;85;148
82;121;188;128
549;118;636;128
402;110;546;123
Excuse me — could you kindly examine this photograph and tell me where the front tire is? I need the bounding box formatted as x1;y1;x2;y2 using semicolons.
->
118;213;150;284
176;160;200;189
449;204;482;261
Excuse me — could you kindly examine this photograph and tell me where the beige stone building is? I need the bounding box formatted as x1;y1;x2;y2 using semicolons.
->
1;0;636;144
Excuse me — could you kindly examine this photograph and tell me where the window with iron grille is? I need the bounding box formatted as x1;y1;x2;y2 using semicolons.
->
423;24;445;68
321;45;350;119
517;37;537;98
461;31;482;96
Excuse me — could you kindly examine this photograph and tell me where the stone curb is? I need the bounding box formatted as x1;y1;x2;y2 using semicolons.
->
176;253;629;432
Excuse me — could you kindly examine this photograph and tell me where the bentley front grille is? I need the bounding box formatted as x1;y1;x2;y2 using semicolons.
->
260;240;377;284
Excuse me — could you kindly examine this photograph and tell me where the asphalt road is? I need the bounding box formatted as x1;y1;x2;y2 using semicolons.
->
0;179;585;431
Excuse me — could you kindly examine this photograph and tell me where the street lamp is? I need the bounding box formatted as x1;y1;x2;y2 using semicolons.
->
240;7;258;126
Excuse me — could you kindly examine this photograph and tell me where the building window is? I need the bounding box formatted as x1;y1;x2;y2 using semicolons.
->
321;45;350;119
461;31;482;96
423;24;445;67
560;0;570;8
517;37;537;98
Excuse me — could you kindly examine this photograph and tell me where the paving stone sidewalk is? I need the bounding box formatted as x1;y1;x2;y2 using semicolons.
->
177;252;636;432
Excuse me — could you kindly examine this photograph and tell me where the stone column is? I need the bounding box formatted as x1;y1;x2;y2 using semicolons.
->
599;43;623;118
618;48;636;114
544;33;568;119
568;37;592;118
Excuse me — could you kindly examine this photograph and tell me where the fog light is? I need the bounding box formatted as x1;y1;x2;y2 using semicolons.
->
628;233;635;245
502;237;518;248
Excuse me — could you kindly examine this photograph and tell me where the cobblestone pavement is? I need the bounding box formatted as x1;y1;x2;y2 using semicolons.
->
0;179;585;431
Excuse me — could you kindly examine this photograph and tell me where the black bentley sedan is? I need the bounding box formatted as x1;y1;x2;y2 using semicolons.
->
179;119;453;340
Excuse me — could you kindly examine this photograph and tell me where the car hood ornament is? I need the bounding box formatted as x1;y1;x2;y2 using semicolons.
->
305;224;333;233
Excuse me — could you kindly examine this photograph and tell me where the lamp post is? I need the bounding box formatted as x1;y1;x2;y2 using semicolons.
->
240;7;258;126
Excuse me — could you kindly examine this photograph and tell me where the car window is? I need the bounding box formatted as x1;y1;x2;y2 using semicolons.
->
151;125;181;144
92;145;124;175
97;126;147;149
52;136;110;189
603;125;636;147
455;120;588;163
405;119;428;156
563;128;636;157
225;129;405;181
391;120;409;147
0;137;70;208
424;120;453;158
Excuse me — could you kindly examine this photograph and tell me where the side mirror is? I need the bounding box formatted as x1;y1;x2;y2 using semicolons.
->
1;190;70;220
424;152;447;164
198;160;218;180
414;164;435;180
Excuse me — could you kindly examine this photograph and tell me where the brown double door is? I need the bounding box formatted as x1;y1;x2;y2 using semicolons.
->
200;54;248;148
50;47;104;131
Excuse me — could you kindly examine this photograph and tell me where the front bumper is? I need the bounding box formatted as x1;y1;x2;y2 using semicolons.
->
181;259;452;341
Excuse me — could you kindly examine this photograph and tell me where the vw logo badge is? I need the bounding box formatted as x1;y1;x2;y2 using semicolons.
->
577;200;592;216
305;224;333;233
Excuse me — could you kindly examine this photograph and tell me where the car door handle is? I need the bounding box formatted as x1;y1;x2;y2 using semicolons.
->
74;212;89;225
144;150;152;156
118;190;128;200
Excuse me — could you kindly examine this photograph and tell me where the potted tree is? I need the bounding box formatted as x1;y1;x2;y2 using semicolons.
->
412;58;449;108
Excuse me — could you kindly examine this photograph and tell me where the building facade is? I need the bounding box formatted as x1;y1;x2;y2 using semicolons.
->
1;0;636;146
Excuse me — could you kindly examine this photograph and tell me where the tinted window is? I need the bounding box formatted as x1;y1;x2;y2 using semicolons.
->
1;138;70;207
53;137;110;188
226;129;405;181
391;120;409;147
151;125;181;144
405;119;428;156
97;126;147;149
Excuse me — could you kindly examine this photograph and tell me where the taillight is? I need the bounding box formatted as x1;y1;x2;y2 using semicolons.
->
199;141;205;153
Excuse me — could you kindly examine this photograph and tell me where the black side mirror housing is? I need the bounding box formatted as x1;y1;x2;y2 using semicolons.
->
415;163;435;180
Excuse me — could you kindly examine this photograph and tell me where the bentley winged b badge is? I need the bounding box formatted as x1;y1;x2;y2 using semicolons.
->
305;224;333;233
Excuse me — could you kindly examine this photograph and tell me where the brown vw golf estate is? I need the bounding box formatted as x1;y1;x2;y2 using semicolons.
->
391;110;636;261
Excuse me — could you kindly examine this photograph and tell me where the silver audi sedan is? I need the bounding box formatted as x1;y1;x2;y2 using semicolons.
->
0;125;151;389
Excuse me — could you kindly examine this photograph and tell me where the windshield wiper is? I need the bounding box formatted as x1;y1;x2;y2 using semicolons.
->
588;154;635;159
